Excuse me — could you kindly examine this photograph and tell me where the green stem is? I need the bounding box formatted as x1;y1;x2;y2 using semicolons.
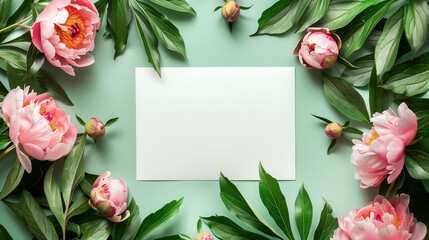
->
0;15;33;34
0;145;15;159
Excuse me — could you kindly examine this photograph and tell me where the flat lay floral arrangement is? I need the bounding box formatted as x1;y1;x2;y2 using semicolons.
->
0;0;428;239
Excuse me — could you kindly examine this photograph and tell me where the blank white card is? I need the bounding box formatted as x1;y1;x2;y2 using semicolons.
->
136;67;295;180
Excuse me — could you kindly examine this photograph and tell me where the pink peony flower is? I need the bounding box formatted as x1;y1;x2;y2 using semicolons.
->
221;1;240;22
293;28;342;69
30;0;100;76
325;122;343;139
1;87;77;173
85;118;105;141
89;172;130;222
194;232;213;240
331;194;427;240
351;103;417;188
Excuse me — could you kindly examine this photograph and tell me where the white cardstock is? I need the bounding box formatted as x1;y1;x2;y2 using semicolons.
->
136;67;295;180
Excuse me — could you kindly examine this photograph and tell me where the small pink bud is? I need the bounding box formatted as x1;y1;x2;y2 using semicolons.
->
293;28;342;69
325;122;342;139
194;232;213;240
85;118;105;140
88;172;130;222
221;1;240;22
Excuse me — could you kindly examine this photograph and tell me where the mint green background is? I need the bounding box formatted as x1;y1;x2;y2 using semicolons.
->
0;1;383;239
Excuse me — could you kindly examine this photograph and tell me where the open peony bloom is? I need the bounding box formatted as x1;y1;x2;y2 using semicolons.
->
194;232;213;240
293;28;342;69
331;194;427;240
351;103;417;188
89;172;130;222
30;0;100;76
1;86;77;173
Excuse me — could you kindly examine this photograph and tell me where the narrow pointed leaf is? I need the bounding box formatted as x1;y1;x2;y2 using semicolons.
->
44;162;64;230
294;185;312;240
296;0;330;32
67;195;90;220
0;158;24;200
197;218;202;233
81;219;112;240
2;200;26;224
201;216;270;240
107;0;129;58
403;0;429;56
0;49;26;71
37;70;74;106
0;224;12;240
147;0;196;14
314;200;338;240
105;117;119;127
311;114;332;124
369;65;387;115
327;139;336;154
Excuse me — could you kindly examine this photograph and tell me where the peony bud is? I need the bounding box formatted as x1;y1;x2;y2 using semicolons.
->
293;28;342;69
85;118;105;141
221;1;240;22
88;172;130;222
325;122;342;139
194;232;213;240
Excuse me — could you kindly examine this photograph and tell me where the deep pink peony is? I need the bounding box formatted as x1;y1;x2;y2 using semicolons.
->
331;194;427;240
293;28;342;69
89;172;130;222
1;86;77;173
30;0;100;76
351;103;417;188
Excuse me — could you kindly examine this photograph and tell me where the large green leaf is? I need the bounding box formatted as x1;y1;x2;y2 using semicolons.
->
2;200;26;224
135;0;187;59
62;134;86;218
340;0;395;58
0;49;26;71
0;133;11;150
381;52;429;96
294;185;312;240
313;200;338;240
405;150;429;180
107;0;129;58
296;0;330;32
368;65;387;115
112;198;141;240
403;0;429;56
95;0;110;23
341;54;374;87
44;162;65;230
323;74;371;126
219;173;282;238
81;219;112;240
318;0;379;30
0;224;12;240
20;190;59;240
132;6;161;76
201;216;270;240
147;0;196;14
252;0;311;35
6;0;32;26
258;163;294;240
37;70;74;106
134;198;183;240
374;6;404;77
67;195;90;220
0;0;12;29
0;158;24;200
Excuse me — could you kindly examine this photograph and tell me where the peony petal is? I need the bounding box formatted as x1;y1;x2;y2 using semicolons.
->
395;103;417;146
377;225;411;240
16;143;32;173
410;222;427;240
349;221;377;240
1;87;25;122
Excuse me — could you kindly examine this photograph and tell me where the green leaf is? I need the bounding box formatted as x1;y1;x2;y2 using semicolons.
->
318;0;379;30
337;55;360;69
2;200;26;224
197;218;202;233
375;6;404;77
0;158;25;200
80;172;98;197
66;221;81;236
240;5;253;10
381;52;429;97
294;185;312;240
152;234;191;240
323;74;371;126
6;0;33;26
95;0;110;23
132;6;161;76
259;163;295;240
76;115;86;126
20;190;59;240
252;0;312;35
81;219;112;240
107;0;129;58
147;0;196;14
36;70;73;105
219;173;282;238
368;65;387;115
311;114;332;124
0;133;11;150
313;199;338;240
296;0;330;32
403;0;429;56
62;134;86;214
379;170;406;199
134;198;184;240
135;0;187;59
0;31;32;51
0;49;26;71
112;198;141;240
0;0;12;29
213;6;222;12
405;150;429;179
340;0;395;58
67;195;90;220
105;117;119;127
31;4;39;22
342;127;363;141
0;224;13;240
44;162;65;230
327;139;336;154
26;44;45;76
201;216;270;240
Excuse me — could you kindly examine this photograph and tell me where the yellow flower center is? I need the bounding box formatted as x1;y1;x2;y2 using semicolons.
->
39;105;59;132
56;6;87;49
366;130;380;146
393;215;403;229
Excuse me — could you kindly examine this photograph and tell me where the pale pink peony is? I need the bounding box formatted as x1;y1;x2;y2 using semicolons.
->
1;87;77;173
89;172;130;222
351;103;417;188
293;28;342;69
194;232;213;240
331;194;427;240
30;0;100;76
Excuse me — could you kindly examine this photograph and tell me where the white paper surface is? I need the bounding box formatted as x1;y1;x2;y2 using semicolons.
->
136;67;295;180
